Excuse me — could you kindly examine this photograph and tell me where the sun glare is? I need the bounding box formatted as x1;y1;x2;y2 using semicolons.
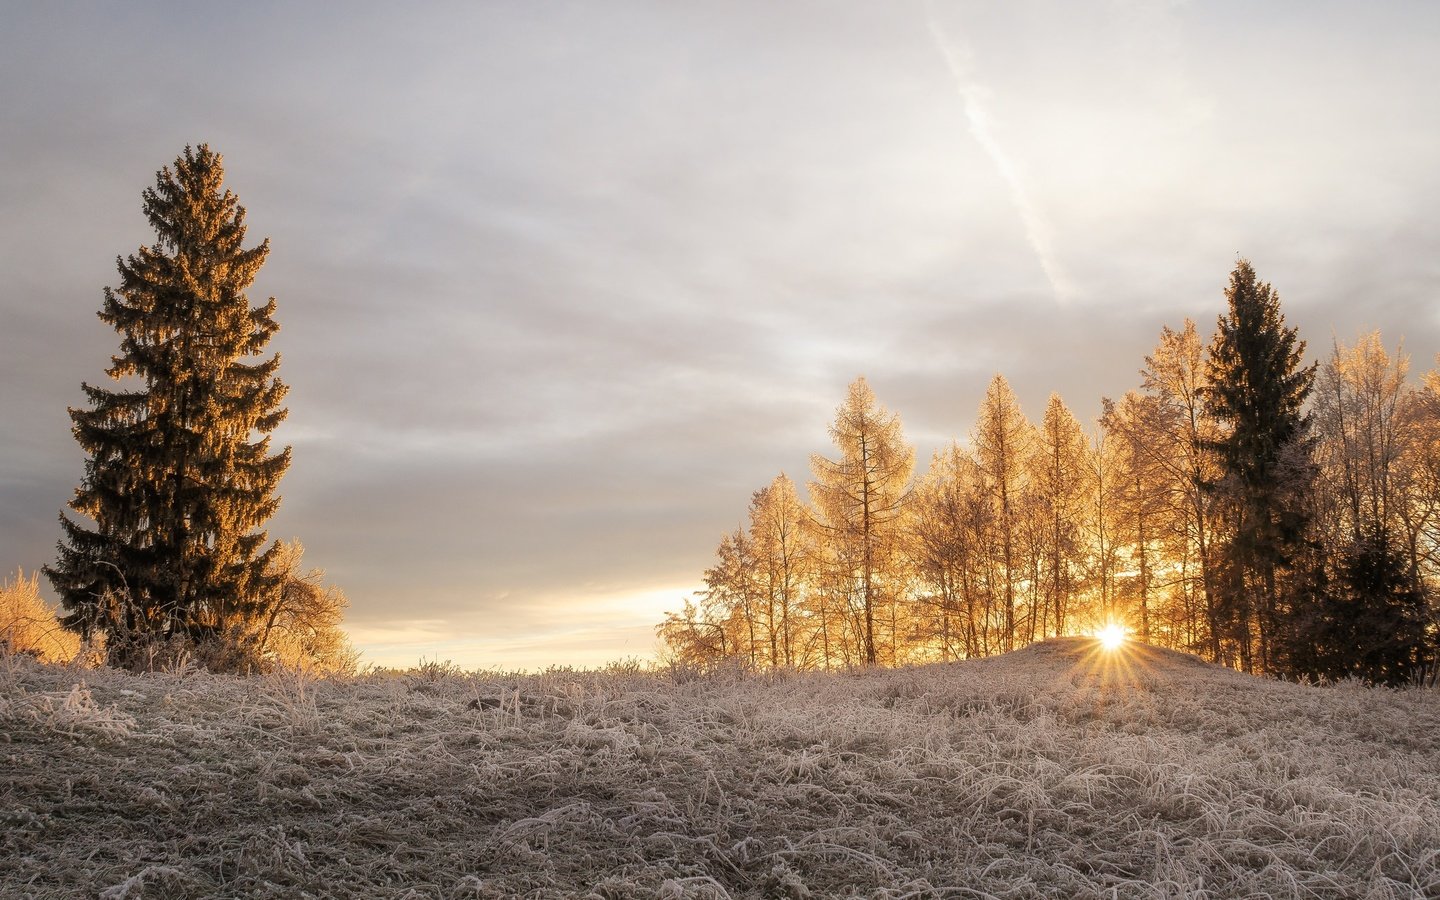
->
1096;623;1126;651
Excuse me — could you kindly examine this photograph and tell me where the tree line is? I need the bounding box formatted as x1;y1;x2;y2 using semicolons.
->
659;261;1439;685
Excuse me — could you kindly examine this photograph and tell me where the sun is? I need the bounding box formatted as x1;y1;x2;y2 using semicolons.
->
1096;623;1126;651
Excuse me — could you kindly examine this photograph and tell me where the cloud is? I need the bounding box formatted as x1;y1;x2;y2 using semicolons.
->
3;1;1439;670
923;1;1074;302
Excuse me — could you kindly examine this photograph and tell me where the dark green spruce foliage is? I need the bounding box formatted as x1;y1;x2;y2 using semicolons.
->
1293;530;1431;686
46;145;289;668
1203;260;1317;674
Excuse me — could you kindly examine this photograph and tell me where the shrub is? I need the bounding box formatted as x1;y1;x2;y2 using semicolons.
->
0;569;81;663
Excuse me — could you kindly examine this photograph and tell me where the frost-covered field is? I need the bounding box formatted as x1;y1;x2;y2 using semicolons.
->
3;638;1438;899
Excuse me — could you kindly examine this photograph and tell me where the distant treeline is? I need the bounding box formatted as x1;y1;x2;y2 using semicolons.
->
659;260;1438;685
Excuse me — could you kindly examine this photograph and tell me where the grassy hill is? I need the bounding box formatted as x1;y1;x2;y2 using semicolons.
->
3;638;1438;898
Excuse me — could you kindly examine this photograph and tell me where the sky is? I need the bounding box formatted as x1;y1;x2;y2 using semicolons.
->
3;1;1439;670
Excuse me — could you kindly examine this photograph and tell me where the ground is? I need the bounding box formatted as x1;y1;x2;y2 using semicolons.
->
2;638;1438;898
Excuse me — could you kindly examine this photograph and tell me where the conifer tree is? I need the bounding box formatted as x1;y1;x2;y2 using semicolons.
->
910;443;993;658
973;375;1034;652
1101;390;1170;643
1029;393;1089;639
46;145;290;668
810;377;914;666
1140;320;1222;656
1203;259;1316;673
701;527;762;666
748;474;810;668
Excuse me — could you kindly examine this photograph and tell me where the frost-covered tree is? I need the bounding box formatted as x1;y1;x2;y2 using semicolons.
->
972;375;1034;652
1301;333;1436;683
748;474;811;668
46;145;290;669
1028;393;1089;639
1140;320;1222;656
1313;333;1412;548
1101;390;1174;643
1292;530;1430;686
1084;427;1126;632
1203;259;1316;673
810;377;914;666
909;443;995;658
704;527;763;667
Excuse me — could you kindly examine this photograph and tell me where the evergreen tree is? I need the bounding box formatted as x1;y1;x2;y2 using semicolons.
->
46;145;290;669
1292;529;1429;686
1203;259;1316;673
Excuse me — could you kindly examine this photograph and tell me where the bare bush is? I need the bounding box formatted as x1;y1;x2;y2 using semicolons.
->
248;540;358;675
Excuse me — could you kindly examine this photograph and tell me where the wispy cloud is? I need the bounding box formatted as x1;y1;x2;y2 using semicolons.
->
923;1;1073;302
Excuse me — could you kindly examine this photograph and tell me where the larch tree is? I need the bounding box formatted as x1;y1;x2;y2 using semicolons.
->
46;145;291;670
1313;333;1411;547
1203;259;1316;674
1028;393;1089;639
810;377;914;666
748;473;810;668
909;443;992;659
1084;427;1126;632
1140;320;1222;656
701;527;763;667
973;375;1034;652
1101;390;1171;643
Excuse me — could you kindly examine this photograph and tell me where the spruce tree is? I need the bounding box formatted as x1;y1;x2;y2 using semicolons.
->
46;145;290;668
1299;530;1429;686
1203;259;1316;673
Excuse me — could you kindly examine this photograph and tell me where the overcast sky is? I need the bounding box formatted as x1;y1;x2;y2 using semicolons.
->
3;1;1438;669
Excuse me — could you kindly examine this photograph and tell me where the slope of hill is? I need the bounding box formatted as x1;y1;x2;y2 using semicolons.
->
3;638;1438;898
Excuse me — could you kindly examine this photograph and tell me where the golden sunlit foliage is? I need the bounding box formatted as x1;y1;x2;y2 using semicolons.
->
249;540;358;676
662;263;1440;683
809;377;914;667
0;569;80;663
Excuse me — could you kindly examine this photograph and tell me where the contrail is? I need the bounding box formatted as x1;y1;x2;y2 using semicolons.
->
923;0;1073;302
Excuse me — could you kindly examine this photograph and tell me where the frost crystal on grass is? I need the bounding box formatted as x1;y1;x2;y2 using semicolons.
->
2;637;1438;898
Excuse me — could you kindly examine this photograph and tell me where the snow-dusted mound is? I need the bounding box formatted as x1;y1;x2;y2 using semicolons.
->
3;643;1437;898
